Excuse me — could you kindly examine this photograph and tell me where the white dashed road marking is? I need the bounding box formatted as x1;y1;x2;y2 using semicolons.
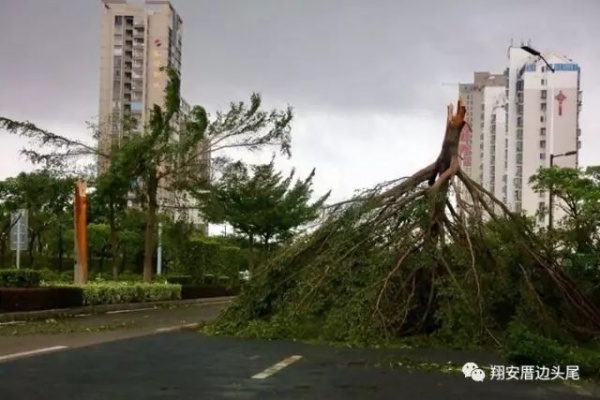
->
251;355;303;379
0;346;68;362
155;323;199;333
106;307;156;315
0;321;26;326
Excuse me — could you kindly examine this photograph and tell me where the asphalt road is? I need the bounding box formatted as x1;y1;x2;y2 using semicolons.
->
0;331;595;399
0;301;230;356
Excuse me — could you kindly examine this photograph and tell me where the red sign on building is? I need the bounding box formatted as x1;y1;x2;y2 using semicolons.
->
555;91;567;116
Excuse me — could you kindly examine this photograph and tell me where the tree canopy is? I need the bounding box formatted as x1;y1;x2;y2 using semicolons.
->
198;160;330;249
1;67;296;281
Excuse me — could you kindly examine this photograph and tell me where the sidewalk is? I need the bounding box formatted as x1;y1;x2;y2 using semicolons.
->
0;296;236;323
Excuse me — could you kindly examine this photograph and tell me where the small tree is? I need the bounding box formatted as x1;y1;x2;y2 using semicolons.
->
530;166;600;260
0;171;74;269
198;160;330;257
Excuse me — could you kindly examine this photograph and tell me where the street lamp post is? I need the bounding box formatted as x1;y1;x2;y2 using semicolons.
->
520;45;555;73
157;221;163;276
548;151;577;232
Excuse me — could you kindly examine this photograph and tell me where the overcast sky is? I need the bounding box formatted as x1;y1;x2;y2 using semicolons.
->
1;0;599;204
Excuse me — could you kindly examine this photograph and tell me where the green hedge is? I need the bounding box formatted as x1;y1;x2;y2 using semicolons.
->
174;236;245;283
0;269;42;288
47;282;182;306
81;282;181;305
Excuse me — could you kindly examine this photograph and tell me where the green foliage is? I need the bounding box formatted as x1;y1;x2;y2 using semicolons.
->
210;172;599;353
198;160;329;249
52;282;182;305
530;166;600;251
39;268;61;282
165;274;193;285
502;321;600;379
2;68;296;282
0;268;42;288
172;235;245;284
0;171;74;269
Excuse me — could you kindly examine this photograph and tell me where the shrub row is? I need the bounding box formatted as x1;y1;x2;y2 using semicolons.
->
52;282;182;306
1;275;237;312
0;269;42;288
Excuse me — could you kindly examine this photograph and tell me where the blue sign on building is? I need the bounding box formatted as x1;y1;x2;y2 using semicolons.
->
524;63;580;72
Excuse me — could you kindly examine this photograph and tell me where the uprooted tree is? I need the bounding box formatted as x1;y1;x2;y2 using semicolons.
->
213;99;600;347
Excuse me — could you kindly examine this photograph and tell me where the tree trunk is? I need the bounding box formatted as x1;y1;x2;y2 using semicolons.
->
99;244;108;274
120;249;127;275
28;232;36;267
108;204;120;280
143;205;157;282
142;177;159;282
0;230;6;268
58;220;64;271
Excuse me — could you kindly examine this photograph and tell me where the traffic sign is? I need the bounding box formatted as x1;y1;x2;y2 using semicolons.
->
10;209;28;252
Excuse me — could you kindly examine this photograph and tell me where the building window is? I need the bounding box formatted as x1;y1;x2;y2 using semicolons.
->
541;90;547;99
540;140;546;148
540;127;546;136
115;16;123;26
541;79;546;85
540;115;545;123
540;153;546;160
541;66;546;73
541;102;547;111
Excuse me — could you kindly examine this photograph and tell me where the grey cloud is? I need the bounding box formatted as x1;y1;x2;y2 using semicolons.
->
0;0;599;171
2;0;599;120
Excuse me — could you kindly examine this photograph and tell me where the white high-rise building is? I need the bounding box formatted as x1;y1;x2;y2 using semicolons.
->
460;44;582;224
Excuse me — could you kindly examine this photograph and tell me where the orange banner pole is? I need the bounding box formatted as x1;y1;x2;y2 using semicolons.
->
74;181;88;284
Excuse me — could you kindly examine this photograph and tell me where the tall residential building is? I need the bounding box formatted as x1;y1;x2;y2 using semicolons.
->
458;72;507;184
98;0;208;232
459;44;582;223
99;0;182;172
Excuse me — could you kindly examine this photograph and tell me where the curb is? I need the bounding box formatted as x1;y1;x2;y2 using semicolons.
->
0;296;236;323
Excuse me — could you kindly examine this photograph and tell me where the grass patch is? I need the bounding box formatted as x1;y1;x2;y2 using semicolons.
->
0;319;140;336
